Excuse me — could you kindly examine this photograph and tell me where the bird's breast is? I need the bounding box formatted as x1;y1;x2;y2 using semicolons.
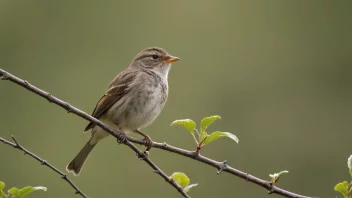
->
108;73;168;130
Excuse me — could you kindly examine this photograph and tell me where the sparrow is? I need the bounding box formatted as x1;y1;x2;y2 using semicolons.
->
66;47;180;175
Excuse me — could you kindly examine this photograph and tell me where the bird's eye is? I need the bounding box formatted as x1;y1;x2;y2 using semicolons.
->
152;55;159;59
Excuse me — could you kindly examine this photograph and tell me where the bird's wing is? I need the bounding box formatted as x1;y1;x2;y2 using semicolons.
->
84;70;138;131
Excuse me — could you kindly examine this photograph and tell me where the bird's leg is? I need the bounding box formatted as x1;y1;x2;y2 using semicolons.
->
135;129;153;151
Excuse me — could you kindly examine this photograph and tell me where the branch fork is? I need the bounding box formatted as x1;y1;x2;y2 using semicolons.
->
0;136;89;198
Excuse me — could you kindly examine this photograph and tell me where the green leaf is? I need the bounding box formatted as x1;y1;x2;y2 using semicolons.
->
171;119;196;134
19;186;47;197
201;115;221;132
183;183;198;193
0;181;5;197
8;187;20;198
348;155;352;177
334;181;349;197
170;172;190;189
269;170;289;184
202;131;239;146
170;172;198;193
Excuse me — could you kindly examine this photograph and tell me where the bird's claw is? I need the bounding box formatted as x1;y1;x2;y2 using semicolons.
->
135;129;153;151
143;135;153;151
116;132;127;144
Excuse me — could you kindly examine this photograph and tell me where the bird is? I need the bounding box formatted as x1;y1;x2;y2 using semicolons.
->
66;47;180;175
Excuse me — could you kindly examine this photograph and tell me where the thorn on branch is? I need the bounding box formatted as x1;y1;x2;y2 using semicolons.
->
0;71;8;80
66;103;72;113
136;151;148;160
267;181;275;194
162;142;167;148
268;188;275;194
217;160;227;174
41;160;47;165
46;93;53;103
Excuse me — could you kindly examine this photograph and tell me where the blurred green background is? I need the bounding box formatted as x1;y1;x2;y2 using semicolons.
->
1;0;351;197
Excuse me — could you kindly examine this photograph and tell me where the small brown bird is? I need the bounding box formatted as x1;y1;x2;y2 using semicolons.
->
66;47;180;175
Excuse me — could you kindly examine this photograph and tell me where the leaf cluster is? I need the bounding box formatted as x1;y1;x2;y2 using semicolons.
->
0;181;46;198
171;115;239;151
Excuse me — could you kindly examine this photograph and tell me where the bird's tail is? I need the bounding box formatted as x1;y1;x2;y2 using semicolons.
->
66;138;96;176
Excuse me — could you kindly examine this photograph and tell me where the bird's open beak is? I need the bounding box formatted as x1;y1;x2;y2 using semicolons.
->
165;55;181;63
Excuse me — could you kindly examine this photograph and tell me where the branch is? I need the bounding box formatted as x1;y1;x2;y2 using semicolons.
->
0;68;311;198
0;136;88;198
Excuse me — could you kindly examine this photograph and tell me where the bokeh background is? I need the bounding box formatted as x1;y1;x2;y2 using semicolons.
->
1;0;351;197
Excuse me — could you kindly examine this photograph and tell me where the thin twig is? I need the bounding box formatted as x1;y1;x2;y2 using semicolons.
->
0;69;190;198
0;68;312;198
0;136;88;198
